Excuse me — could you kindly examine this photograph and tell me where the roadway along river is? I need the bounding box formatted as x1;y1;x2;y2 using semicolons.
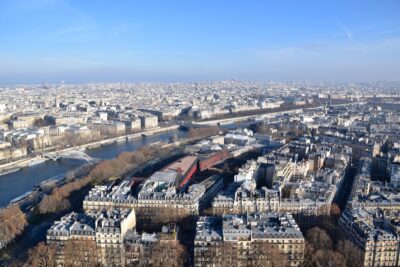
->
0;129;187;207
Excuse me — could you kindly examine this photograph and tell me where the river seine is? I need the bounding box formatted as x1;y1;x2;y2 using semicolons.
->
0;129;187;207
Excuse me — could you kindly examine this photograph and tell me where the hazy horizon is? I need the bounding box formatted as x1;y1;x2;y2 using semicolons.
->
0;0;399;83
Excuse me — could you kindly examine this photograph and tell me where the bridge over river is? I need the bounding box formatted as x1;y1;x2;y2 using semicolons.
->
44;150;98;162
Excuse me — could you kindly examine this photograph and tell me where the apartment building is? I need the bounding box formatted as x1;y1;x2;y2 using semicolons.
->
339;208;400;267
194;212;305;267
46;208;136;266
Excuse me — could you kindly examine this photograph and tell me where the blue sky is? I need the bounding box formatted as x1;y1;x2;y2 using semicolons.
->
0;0;399;83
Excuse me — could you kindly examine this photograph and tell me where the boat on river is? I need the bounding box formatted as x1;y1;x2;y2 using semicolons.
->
28;158;47;167
9;191;32;204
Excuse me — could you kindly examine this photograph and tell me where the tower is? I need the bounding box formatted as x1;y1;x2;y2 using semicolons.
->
55;95;60;108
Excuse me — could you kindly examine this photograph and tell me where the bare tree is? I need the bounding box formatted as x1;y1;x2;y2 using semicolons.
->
310;249;346;267
306;227;332;251
330;203;341;219
26;242;57;267
336;240;364;267
38;145;178;214
148;240;187;267
302;228;349;267
250;241;287;267
188;126;220;140
0;206;27;245
63;239;100;267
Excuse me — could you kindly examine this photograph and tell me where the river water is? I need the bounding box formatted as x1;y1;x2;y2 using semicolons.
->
0;129;187;207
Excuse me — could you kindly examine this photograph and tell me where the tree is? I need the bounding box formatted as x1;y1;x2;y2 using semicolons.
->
255;124;270;134
302;228;349;267
26;242;57;267
188;126;220;140
38;191;70;214
117;152;134;165
310;249;346;267
220;241;238;266
337;240;364;267
330;204;341;219
0;206;27;246
37;145;178;214
306;227;332;251
250;241;287;267
63;239;100;267
148;240;187;267
301;242;317;267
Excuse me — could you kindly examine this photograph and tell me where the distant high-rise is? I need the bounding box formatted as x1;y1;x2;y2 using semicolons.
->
55;95;59;108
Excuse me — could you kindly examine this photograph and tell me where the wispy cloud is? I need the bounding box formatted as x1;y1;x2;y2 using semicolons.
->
338;24;353;41
373;29;400;35
255;37;400;60
345;29;353;41
249;37;400;82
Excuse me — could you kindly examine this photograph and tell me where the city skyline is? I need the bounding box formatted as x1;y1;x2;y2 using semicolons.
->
0;0;399;83
2;2;400;266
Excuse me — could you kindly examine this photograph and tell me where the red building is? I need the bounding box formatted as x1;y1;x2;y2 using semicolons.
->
162;155;199;188
198;150;229;171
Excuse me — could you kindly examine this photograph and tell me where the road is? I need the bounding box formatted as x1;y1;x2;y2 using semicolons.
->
334;165;358;211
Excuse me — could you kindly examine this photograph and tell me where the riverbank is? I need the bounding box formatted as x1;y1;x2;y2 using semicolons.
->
0;141;188;265
0;101;363;173
0;125;180;174
0;156;43;176
192;101;361;126
0;128;187;207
